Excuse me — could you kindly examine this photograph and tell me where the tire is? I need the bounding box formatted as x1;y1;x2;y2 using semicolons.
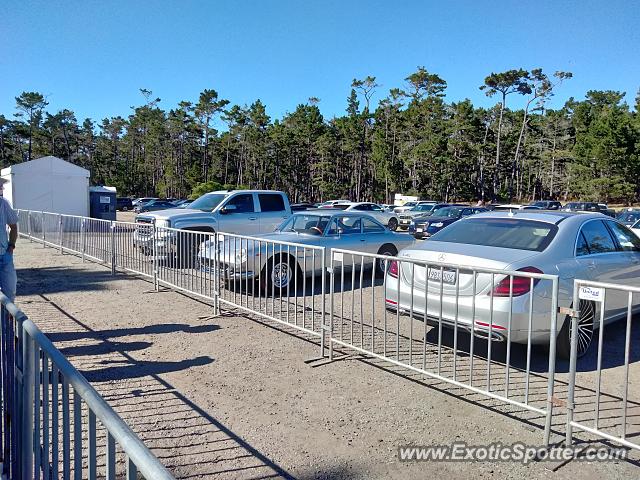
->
375;244;398;277
123;206;129;211
557;299;595;360
265;254;299;294
388;217;398;231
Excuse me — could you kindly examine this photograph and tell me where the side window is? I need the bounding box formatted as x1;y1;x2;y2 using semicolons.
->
606;221;640;251
370;204;383;211
226;194;255;213
580;220;617;254
576;232;590;256
462;208;473;216
327;216;361;235
362;218;385;233
353;204;368;211
258;194;285;212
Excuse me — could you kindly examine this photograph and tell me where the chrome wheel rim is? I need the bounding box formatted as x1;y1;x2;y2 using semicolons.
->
377;251;395;274
388;219;398;230
272;262;292;288
573;300;595;357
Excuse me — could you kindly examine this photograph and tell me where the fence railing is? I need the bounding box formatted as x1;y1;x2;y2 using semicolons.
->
328;247;561;445
566;279;640;451
0;292;174;480
15;210;640;455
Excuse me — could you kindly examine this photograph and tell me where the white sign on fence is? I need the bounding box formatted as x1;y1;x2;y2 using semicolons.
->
579;286;604;302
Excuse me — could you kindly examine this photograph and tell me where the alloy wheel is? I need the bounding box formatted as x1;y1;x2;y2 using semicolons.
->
572;299;595;357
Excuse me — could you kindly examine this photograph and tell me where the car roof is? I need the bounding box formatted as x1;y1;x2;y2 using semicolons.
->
470;210;605;225
209;189;285;195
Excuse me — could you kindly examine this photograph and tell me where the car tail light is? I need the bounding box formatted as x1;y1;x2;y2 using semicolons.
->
491;266;543;297
388;260;399;278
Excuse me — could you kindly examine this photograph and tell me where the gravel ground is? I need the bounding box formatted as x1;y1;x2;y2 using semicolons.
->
13;238;640;479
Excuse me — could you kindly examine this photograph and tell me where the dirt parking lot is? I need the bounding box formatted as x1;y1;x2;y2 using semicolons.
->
14;238;640;479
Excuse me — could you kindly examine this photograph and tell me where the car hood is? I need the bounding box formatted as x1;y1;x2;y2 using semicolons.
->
136;208;213;223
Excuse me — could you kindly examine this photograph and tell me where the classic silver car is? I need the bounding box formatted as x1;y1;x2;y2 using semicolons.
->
197;210;415;290
385;211;640;358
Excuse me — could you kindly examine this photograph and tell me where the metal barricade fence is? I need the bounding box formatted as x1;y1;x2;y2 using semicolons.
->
16;208;640;454
566;279;640;451
113;220;155;280
214;232;327;352
327;248;561;446
0;294;174;480
151;226;217;303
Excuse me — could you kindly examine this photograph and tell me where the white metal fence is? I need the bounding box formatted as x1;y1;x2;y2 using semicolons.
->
0;292;174;480
566;279;640;451
15;210;640;455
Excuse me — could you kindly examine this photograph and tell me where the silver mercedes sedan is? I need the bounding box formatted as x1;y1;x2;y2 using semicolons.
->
198;210;415;291
384;211;640;358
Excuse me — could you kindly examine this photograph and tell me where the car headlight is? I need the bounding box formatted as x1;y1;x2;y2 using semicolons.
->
432;222;444;228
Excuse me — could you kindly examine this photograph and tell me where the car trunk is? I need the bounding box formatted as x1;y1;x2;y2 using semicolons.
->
397;242;540;296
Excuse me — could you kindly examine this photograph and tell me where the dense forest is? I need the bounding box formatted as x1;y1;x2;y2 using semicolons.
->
1;67;639;204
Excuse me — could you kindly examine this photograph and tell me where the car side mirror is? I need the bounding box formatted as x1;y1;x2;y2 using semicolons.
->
220;204;237;215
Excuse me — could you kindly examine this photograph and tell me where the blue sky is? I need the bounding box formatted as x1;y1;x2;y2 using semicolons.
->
1;0;638;126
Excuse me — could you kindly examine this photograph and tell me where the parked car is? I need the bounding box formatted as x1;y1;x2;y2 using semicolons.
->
393;201;436;214
116;197;133;211
385;211;640;359
132;197;158;208
397;203;451;230
529;200;562;210
616;209;640;227
197;210;415;290
489;204;541;211
134;199;177;213
563;202;615;217
332;202;400;231
171;199;190;207
291;203;316;212
409;206;488;239
134;190;293;260
318;200;350;208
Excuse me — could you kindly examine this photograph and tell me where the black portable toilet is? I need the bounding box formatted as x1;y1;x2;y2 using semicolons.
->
89;186;117;220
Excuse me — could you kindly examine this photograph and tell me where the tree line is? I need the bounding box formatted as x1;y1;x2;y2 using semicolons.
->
1;67;639;204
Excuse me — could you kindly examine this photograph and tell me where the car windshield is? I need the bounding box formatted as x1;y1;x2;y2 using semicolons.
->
188;193;228;212
278;214;332;235
410;204;435;212
403;202;417;208
431;206;462;218
431;218;558;252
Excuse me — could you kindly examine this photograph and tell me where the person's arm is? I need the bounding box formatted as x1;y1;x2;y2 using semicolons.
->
7;224;17;253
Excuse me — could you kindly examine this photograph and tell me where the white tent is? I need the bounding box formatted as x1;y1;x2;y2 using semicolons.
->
1;156;90;216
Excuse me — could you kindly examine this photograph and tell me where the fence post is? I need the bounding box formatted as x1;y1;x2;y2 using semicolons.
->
20;331;33;480
110;221;116;276
320;249;326;357
81;219;86;263
565;280;580;446
41;212;46;247
58;214;63;254
27;211;32;242
213;232;219;316
328;250;334;361
543;276;559;447
152;219;158;291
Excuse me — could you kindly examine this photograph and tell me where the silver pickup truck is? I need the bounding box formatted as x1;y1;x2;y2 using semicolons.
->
134;190;292;259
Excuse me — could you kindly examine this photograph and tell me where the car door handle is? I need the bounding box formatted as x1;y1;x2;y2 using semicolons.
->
248;217;257;221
